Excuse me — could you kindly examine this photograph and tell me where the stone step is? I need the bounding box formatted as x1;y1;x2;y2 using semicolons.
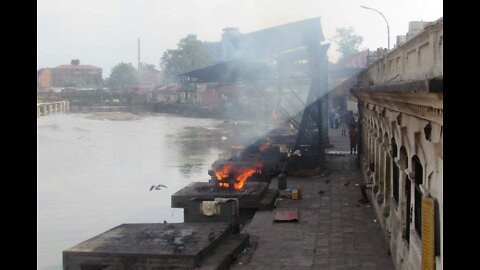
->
196;234;250;270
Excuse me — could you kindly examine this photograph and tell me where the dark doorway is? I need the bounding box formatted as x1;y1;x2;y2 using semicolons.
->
405;177;411;244
413;156;423;237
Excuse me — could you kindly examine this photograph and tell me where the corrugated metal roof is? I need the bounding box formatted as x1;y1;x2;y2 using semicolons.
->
229;17;325;60
180;59;272;83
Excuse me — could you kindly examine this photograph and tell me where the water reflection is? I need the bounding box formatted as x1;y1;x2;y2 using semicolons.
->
172;126;226;178
37;112;266;270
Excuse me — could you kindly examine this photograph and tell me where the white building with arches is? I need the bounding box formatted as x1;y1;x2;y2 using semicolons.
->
350;17;443;270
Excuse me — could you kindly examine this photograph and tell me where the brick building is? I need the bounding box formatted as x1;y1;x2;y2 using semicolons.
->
37;68;52;91
51;60;102;88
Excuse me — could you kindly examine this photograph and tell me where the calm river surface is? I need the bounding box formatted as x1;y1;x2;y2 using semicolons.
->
37;112;268;270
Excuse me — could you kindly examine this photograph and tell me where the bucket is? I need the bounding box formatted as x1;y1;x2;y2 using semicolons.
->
277;173;287;190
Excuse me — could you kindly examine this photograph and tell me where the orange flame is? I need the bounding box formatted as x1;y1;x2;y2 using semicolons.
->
214;162;263;189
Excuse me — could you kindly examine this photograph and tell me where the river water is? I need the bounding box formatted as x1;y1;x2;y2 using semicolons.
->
37;112;269;270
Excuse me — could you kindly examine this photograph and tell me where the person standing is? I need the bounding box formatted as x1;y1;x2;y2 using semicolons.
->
329;108;335;128
334;111;340;129
347;111;355;128
349;125;358;154
340;111;347;136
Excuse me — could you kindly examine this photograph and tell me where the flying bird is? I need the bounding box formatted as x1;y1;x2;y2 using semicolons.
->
150;184;168;191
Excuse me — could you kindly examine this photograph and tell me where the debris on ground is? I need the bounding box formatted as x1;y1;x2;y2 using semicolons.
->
273;209;299;222
279;189;302;200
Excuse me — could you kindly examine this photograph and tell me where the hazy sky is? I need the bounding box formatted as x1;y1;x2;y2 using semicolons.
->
37;0;443;78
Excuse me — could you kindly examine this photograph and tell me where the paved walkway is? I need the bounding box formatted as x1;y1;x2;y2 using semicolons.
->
231;128;394;270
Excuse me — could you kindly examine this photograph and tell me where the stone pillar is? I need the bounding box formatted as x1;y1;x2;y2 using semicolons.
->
37;106;41;117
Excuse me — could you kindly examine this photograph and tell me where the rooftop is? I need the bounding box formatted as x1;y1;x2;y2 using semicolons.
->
54;64;101;70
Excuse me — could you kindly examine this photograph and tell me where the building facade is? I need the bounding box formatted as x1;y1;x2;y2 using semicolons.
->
203;27;242;63
352;89;442;270
138;63;163;90
51;60;102;88
350;17;443;270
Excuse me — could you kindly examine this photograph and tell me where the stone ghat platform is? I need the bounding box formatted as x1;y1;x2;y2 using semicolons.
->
63;222;249;270
171;182;269;209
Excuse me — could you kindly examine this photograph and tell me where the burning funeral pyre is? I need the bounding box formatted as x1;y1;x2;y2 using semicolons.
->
209;160;263;190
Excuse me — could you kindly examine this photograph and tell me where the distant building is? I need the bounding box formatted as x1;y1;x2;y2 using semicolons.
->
406;21;430;40
395;35;407;47
328;50;369;111
138;63;163;90
395;21;432;47
37;68;52;91
203;27;242;63
51;60;102;88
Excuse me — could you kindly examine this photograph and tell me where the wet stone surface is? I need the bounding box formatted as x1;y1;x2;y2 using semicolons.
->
230;128;394;270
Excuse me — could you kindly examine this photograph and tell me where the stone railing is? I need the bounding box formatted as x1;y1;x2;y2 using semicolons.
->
37;100;69;117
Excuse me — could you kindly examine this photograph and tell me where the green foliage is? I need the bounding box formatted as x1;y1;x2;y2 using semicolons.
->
160;36;212;82
334;27;363;62
108;62;139;91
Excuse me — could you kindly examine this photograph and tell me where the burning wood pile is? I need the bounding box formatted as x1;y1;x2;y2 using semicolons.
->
208;136;286;191
209;160;263;190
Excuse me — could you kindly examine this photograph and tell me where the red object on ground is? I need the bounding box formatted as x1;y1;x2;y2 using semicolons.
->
273;209;299;222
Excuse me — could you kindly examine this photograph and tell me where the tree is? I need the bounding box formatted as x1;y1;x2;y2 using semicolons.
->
334;27;363;62
108;62;139;91
160;35;212;82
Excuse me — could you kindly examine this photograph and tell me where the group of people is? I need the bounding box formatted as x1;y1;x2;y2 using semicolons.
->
330;106;371;203
330;107;358;155
329;107;342;129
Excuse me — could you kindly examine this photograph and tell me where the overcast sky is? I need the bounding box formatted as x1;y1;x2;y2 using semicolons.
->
37;0;443;78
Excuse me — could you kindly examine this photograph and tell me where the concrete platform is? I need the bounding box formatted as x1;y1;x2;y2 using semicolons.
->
183;199;239;223
63;223;233;270
172;182;269;209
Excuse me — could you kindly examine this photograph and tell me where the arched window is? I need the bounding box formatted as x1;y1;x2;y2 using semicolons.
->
399;146;410;244
391;138;399;204
412;155;424;237
383;133;391;207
